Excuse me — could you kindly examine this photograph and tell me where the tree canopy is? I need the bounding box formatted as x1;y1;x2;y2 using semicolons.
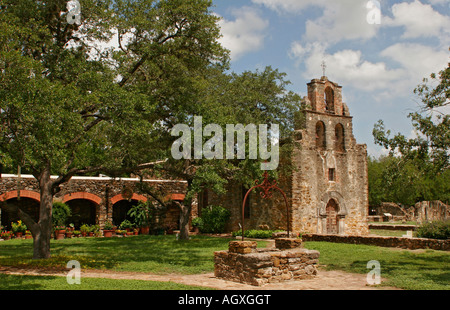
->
371;63;449;207
0;0;301;256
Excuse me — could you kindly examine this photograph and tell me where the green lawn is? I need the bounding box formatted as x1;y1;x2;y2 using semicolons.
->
0;235;239;274
0;235;448;290
0;273;210;290
304;241;450;290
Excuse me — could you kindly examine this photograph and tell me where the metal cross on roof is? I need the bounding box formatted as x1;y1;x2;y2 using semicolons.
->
321;60;327;77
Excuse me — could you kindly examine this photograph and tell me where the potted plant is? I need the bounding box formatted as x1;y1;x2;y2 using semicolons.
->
65;230;73;238
80;224;90;237
88;224;99;237
11;220;27;238
25;230;32;239
127;201;153;235
73;230;81;238
119;219;134;232
1;231;12;240
54;225;66;240
103;221;114;237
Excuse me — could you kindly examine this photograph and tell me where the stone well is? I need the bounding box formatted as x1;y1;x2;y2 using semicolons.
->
214;238;320;286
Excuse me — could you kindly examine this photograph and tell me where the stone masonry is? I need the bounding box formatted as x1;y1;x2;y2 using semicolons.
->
0;174;189;230
214;239;320;286
206;76;370;236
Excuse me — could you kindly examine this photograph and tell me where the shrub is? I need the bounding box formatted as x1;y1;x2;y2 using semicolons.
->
52;202;71;227
416;220;450;240
232;229;283;239
191;217;204;230
197;205;231;234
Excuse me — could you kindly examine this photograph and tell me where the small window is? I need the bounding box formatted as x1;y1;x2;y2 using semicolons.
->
328;168;336;182
325;87;335;114
315;121;326;150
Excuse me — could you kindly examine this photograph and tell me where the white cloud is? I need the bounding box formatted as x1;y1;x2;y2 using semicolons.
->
381;43;448;78
253;0;379;43
384;0;450;40
304;1;379;43
216;7;269;60
289;42;405;92
252;0;321;13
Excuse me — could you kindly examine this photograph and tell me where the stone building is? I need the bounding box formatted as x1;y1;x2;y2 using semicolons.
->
205;76;370;236
0;174;188;231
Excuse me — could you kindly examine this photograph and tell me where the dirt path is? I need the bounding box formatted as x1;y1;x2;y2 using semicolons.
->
0;266;399;290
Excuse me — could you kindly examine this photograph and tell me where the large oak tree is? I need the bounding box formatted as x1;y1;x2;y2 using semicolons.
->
0;0;228;259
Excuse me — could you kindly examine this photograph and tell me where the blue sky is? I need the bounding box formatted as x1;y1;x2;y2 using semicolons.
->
210;0;449;157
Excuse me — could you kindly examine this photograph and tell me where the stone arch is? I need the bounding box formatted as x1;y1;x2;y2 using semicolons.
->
63;192;102;205
335;123;345;152
318;191;347;235
315;121;326;150
0;190;40;202
63;192;102;228
110;193;147;205
319;191;347;216
0;190;41;230
324;86;335;113
110;193;148;226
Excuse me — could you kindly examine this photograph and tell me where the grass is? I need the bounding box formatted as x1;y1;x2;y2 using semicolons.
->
0;235;242;275
369;229;409;237
0;235;448;290
304;241;450;290
0;273;210;290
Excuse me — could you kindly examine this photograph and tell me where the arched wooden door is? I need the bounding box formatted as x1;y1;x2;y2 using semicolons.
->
326;199;338;234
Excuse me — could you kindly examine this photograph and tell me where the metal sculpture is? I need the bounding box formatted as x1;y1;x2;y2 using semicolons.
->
241;171;290;241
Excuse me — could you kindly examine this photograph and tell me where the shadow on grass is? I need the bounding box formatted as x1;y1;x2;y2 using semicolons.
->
0;235;233;274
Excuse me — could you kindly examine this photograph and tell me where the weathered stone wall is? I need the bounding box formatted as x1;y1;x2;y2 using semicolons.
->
0;175;188;229
214;240;320;286
303;233;449;251
412;201;449;223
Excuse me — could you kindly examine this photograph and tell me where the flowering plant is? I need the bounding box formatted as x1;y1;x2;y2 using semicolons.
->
11;220;27;233
1;231;12;238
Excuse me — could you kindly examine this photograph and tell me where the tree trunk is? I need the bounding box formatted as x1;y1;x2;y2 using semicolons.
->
178;200;192;240
33;166;54;259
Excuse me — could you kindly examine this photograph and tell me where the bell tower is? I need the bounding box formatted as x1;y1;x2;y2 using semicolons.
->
291;76;369;236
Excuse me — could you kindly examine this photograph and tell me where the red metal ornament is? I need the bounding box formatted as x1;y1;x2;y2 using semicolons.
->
241;171;290;241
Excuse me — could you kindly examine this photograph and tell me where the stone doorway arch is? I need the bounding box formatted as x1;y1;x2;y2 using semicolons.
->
318;191;347;235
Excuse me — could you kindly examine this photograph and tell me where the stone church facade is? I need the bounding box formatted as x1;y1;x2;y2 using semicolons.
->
205;76;370;236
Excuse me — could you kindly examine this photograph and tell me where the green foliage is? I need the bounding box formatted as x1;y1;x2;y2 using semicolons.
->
127;201;153;227
11;220;27;233
416;220;450;240
373;64;449;174
371;64;449;207
119;219;134;230
197;205;230;234
191;217;203;229
52;202;71;227
368;155;450;206
232;229;283;239
103;221;114;230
